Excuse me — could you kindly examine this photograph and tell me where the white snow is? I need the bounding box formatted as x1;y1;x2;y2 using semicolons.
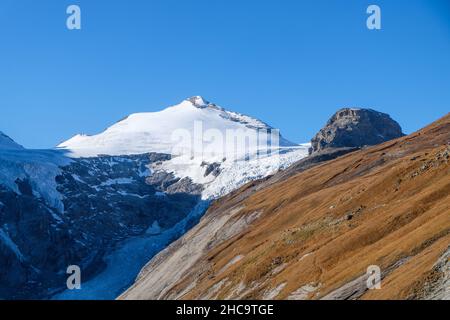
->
205;147;308;199
156;145;309;200
117;191;149;199
58;97;310;200
71;174;86;184
0;149;71;212
57;97;295;157
100;177;134;186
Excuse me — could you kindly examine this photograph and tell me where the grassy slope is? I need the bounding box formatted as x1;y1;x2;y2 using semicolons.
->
123;114;450;300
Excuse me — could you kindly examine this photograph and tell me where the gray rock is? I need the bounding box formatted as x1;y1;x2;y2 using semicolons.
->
0;152;205;299
166;177;203;195
201;162;222;178
310;108;404;155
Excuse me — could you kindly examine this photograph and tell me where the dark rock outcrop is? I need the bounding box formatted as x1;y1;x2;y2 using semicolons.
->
309;108;404;155
201;162;222;178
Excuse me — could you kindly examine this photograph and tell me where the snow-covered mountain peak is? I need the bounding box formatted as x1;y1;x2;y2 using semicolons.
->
57;97;310;200
0;131;24;150
186;96;210;108
183;96;272;130
58;97;295;158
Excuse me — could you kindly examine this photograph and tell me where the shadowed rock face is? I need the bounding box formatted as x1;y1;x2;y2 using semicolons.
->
309;108;404;155
0;153;204;299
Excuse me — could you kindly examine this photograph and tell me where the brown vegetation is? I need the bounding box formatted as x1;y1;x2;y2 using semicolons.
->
121;113;450;300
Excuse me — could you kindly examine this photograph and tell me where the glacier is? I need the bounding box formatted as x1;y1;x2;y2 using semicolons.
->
59;96;310;200
0;96;309;299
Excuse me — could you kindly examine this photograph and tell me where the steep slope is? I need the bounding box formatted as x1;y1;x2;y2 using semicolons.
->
0;150;205;299
0;131;24;150
121;113;450;300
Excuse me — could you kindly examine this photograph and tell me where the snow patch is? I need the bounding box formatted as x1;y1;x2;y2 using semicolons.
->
100;178;134;186
117;191;149;199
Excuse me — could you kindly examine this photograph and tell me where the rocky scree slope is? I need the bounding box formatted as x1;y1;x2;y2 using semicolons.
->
121;113;450;300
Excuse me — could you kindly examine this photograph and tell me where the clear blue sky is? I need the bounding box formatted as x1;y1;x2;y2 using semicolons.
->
0;0;449;148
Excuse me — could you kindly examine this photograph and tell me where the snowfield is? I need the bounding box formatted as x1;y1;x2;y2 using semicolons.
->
59;96;310;200
58;97;294;157
0;148;71;212
160;146;310;200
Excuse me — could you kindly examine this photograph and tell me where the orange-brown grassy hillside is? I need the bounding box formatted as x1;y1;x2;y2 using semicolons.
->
121;114;450;300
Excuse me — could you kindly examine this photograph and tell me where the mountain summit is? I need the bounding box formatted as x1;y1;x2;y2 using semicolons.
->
187;96;210;108
309;108;404;154
58;97;294;158
58;97;309;201
0;131;24;150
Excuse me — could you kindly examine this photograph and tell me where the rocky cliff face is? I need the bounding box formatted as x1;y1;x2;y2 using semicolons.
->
309;108;404;154
121;113;449;300
0;152;205;299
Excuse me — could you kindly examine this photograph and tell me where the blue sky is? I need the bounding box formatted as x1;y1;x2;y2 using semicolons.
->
0;0;449;148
